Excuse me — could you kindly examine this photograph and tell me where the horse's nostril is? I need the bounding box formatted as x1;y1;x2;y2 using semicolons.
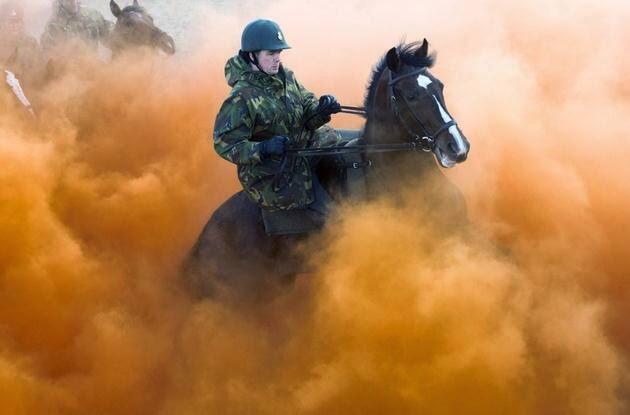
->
447;142;468;162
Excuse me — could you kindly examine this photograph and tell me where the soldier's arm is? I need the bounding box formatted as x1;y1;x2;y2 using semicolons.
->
296;80;329;131
213;95;264;165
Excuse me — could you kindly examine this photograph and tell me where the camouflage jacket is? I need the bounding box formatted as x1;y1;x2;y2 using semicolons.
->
41;7;112;52
214;55;342;210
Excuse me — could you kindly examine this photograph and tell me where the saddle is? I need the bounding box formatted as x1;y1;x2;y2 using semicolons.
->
261;173;330;236
261;129;370;236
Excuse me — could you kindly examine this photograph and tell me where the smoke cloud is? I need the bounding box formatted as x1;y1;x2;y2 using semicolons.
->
1;0;628;414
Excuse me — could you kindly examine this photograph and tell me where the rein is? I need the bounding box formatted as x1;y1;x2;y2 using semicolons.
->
273;67;458;189
289;68;458;158
339;105;367;116
286;142;420;157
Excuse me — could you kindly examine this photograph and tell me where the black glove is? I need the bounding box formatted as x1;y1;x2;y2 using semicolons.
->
259;135;288;158
317;95;342;116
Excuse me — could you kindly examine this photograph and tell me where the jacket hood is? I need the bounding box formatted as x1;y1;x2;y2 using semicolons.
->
224;55;253;87
224;54;289;89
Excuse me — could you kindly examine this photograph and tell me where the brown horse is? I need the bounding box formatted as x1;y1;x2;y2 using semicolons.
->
186;40;471;302
109;0;175;56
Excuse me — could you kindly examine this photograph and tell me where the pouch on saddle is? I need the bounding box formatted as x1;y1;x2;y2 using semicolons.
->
261;174;331;236
335;129;369;202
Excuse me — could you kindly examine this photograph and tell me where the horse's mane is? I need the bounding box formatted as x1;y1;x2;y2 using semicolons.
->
364;41;436;112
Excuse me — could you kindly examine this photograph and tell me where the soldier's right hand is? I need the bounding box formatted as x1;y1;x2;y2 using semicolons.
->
260;136;288;158
318;95;342;116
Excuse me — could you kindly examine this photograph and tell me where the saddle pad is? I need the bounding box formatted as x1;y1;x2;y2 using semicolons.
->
261;208;324;236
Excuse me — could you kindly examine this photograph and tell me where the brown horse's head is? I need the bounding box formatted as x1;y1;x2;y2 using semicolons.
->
366;40;470;168
109;0;175;56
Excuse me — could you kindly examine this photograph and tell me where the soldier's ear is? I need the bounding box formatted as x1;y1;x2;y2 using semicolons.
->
110;0;122;18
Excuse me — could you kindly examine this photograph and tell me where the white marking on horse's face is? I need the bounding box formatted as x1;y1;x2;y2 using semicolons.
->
432;95;466;151
433;94;452;122
416;74;432;89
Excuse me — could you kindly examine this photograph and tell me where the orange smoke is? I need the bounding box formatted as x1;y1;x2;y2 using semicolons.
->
1;0;629;414
0;31;234;413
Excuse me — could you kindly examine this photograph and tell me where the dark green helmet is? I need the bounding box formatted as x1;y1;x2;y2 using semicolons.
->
241;19;291;52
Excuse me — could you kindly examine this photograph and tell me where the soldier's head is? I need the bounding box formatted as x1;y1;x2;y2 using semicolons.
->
0;1;24;37
58;0;80;16
240;19;290;75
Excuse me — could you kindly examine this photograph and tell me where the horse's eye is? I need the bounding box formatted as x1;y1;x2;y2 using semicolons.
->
406;91;419;101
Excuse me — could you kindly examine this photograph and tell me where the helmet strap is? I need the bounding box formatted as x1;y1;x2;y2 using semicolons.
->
249;51;271;75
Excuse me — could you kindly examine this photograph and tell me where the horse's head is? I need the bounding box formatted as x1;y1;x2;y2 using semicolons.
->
109;0;175;56
367;40;470;168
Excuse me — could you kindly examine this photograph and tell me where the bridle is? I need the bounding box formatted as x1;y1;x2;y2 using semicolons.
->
387;67;457;152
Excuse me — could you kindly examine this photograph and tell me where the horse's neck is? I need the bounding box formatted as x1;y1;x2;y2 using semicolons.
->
364;116;442;188
360;117;468;229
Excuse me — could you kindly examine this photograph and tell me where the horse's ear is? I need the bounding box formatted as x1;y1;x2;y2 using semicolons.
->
133;0;139;6
110;0;122;17
386;47;400;72
416;38;429;58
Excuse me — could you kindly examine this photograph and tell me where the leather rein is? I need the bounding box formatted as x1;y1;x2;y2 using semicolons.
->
287;68;458;158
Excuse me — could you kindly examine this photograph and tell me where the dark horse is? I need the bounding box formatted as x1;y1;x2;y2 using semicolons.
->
109;0;175;56
186;40;471;301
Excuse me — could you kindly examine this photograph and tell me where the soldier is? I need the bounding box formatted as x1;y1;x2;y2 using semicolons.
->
0;1;44;87
41;0;112;54
213;19;345;232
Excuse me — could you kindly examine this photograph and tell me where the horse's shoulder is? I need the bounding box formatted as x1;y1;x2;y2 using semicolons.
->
211;191;260;226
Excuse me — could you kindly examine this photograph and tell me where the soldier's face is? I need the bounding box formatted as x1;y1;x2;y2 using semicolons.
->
61;0;80;15
256;50;282;75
